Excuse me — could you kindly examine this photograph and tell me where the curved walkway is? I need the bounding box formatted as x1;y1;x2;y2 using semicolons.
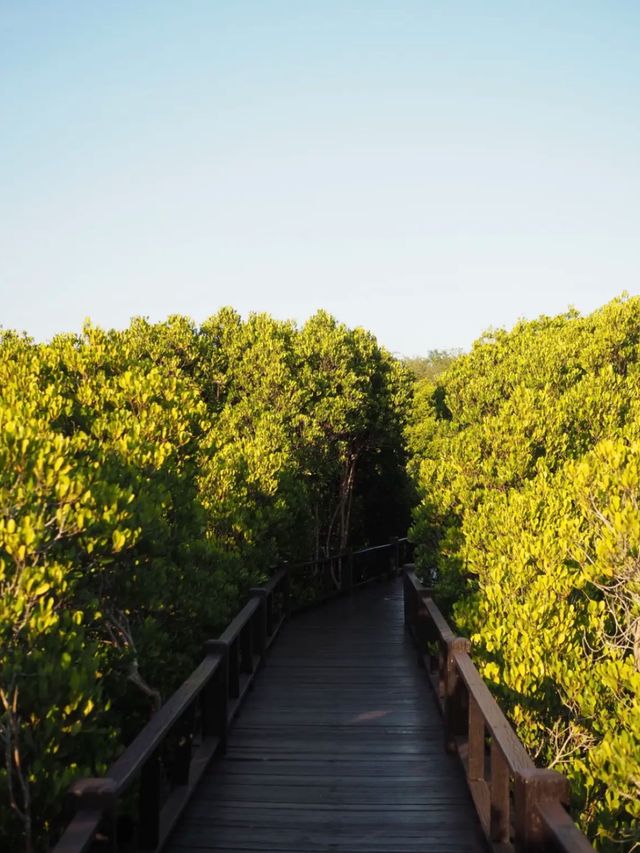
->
167;577;486;853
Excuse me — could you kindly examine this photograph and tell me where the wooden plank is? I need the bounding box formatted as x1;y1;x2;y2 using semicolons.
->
170;839;481;852
165;578;487;853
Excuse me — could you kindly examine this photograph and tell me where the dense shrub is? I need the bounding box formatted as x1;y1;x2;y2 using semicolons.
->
0;310;411;851
408;295;640;849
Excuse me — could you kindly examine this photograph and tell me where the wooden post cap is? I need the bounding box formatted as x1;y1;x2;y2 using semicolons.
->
69;777;117;807
204;638;229;655
249;587;269;599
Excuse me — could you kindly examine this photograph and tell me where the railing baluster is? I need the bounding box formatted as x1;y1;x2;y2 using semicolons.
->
227;639;240;698
138;750;161;850
250;588;268;656
170;705;194;787
203;639;229;750
417;603;431;658
490;740;510;843
240;619;254;674
468;694;485;782
444;637;470;751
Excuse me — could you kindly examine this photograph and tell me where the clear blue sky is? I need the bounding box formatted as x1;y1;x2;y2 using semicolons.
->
1;1;639;356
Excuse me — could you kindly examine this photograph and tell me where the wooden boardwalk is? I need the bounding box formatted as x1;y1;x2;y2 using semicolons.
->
166;578;487;853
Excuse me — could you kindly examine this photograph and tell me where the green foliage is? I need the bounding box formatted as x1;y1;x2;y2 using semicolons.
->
403;349;462;384
408;295;640;849
0;310;409;851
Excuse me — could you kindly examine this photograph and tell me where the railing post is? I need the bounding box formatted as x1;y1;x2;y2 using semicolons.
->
444;636;470;752
203;639;229;751
69;778;118;853
249;588;269;656
514;768;570;852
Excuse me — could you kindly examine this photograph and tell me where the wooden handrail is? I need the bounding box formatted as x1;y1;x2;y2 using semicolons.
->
53;539;406;853
110;652;223;789
454;650;534;774
402;567;596;853
424;596;457;645
218;597;261;646
262;566;288;595
537;802;597;853
54;808;103;853
353;542;398;554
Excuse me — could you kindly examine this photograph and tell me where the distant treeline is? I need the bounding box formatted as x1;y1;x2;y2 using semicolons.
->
403;348;463;383
0;310;411;851
407;295;640;850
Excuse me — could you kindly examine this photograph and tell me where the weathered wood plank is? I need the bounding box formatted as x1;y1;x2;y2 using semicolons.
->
166;578;487;853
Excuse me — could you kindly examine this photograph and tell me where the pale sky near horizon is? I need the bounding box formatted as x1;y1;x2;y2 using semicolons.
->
1;1;639;356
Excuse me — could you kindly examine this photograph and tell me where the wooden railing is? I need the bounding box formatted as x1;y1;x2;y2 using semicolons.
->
402;567;596;853
53;538;410;853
